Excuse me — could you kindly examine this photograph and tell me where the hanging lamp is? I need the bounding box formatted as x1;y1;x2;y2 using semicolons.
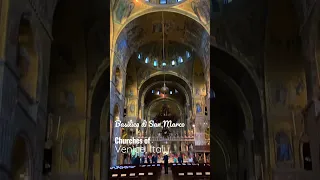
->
160;12;169;95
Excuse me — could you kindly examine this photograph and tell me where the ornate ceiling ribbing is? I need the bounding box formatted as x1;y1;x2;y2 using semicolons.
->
110;0;210;68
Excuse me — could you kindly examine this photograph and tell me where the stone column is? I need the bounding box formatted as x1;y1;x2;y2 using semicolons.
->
194;115;206;146
111;118;121;166
100;136;108;180
186;103;190;136
141;104;145;136
243;130;255;180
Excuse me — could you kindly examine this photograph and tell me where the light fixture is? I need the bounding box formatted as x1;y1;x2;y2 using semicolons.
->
160;12;169;95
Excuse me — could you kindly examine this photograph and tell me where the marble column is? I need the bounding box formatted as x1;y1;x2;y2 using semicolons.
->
243;130;255;180
194;115;206;146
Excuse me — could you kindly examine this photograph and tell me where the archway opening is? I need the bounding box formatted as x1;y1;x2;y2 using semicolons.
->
17;13;38;99
210;45;263;179
302;142;312;171
11;136;30;180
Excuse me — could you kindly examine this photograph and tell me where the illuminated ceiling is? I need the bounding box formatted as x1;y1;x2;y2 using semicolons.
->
114;11;210;69
144;0;186;6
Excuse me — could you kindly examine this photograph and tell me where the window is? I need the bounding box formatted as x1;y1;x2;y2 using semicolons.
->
186;51;190;58
169;91;173;95
177;0;183;2
152;90;154;93
153;60;158;67
178;56;183;63
157;91;160;95
145;57;149;63
138;53;142;59
160;0;167;4
224;0;232;4
162;62;166;67
171;60;176;66
175;89;178;93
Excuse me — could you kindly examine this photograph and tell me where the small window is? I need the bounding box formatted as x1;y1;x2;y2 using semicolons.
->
171;60;176;66
186;51;190;58
169;91;173;95
162;62;166;67
160;0;167;4
177;0;183;2
178;56;183;63
145;57;149;63
152;90;154;93
138;53;142;59
157;91;160;95
175;89;178;93
153;60;158;67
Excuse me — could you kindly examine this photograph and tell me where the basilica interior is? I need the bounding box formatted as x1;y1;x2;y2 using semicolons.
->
0;0;320;180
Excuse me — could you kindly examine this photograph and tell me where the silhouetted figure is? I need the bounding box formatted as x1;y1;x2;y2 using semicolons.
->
178;154;183;164
133;156;140;165
151;155;155;163
147;155;150;164
155;154;158;163
163;154;169;174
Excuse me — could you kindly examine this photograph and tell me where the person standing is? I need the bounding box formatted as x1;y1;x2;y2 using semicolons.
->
141;155;145;164
173;155;178;163
163;153;169;174
147;154;151;164
178;154;182;164
153;153;158;163
151;154;155;163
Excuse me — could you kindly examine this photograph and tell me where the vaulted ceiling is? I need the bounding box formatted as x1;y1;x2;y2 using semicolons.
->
114;11;210;70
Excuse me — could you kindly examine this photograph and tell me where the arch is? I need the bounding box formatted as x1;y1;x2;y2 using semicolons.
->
17;12;39;99
85;59;110;177
87;60;110;118
141;80;191;106
146;97;184;118
112;11;210;73
212;67;253;130
113;9;209;46
138;71;192;93
212;135;229;178
210;37;262;96
11;133;33;180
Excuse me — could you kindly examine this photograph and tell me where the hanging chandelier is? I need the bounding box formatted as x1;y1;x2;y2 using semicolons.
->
160;12;169;95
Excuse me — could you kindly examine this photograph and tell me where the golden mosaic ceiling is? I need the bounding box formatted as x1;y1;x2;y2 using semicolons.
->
113;11;210;69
